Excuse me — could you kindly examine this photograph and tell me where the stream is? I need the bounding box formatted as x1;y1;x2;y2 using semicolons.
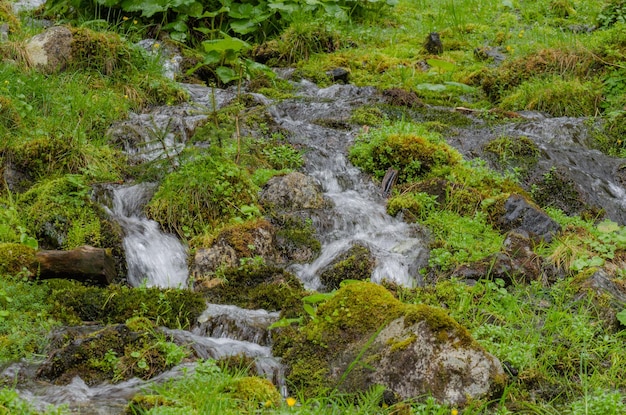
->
3;72;625;412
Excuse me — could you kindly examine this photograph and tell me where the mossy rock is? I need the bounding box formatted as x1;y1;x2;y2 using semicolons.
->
68;27;139;75
529;166;598;218
483;135;539;178
125;395;176;414
199;264;306;318
223;376;281;408
17;175;119;250
147;156;259;239
37;323;188;385
271;213;321;264
278;282;504;404
46;280;204;329
319;243;374;291
0;243;36;276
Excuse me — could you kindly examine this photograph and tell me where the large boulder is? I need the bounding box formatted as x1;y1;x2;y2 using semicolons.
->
25;26;72;73
279;282;505;406
259;172;328;210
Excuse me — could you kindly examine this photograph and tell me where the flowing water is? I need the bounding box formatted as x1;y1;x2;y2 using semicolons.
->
103;183;189;288
266;82;430;289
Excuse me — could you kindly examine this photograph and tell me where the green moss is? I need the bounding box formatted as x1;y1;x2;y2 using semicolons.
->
500;77;602;117
350;106;386;126
349;122;462;184
403;304;475;347
483;135;539;178
0;243;36;276
47;280;204;329
125;395;176;414
201;264;306;318
69;28;139;75
272;213;321;263
224;376;281;407
279;282;479;398
319;244;374;290
388;333;417;352
0;0;20;33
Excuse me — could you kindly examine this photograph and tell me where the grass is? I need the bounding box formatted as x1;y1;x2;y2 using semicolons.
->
0;0;625;413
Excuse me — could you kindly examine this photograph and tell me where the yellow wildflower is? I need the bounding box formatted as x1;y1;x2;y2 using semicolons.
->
133;19;138;24
518;30;524;38
124;94;128;99
451;409;459;415
122;16;129;21
286;397;297;407
154;43;160;49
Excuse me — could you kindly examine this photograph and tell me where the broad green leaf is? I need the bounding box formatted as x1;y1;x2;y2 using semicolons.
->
0;310;9;317
302;292;335;304
200;6;229;17
174;1;203;17
415;83;447;92
216;66;239;84
268;317;302;329
203;50;221;65
202;37;250;53
228;3;254;18
230;19;258;35
444;81;475;92
617;309;626;326
95;0;121;7
303;303;317;318
163;20;188;33
427;59;456;71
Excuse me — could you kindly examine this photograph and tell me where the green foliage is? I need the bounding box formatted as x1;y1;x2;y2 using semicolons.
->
262;144;303;170
349;121;462;183
483;135;539;178
424;211;504;271
386;191;438;220
598;0;626;29
0;276;59;364
147;155;260;239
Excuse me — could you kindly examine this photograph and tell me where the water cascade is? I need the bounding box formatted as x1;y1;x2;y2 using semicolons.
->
104;183;189;288
267;82;430;289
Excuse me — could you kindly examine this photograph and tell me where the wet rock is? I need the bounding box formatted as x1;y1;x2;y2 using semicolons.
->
327;68;350;84
107;104;207;164
192;220;279;277
574;269;626;329
25;26;72;73
615;163;626;188
1;161;31;193
497;194;561;242
198;264;305;317
259;172;328;210
319;243;374;291
271;213;321;264
528;166;596;218
423;32;443;55
193;304;279;347
382;88;424;108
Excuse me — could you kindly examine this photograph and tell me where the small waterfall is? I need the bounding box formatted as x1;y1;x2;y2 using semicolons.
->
269;82;429;289
105;183;189;288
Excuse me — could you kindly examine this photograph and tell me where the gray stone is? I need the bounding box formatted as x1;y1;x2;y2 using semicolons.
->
499;194;561;242
25;26;72;73
259;172;328;210
336;315;505;406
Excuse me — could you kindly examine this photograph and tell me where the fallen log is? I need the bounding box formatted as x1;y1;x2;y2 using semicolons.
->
36;246;116;285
